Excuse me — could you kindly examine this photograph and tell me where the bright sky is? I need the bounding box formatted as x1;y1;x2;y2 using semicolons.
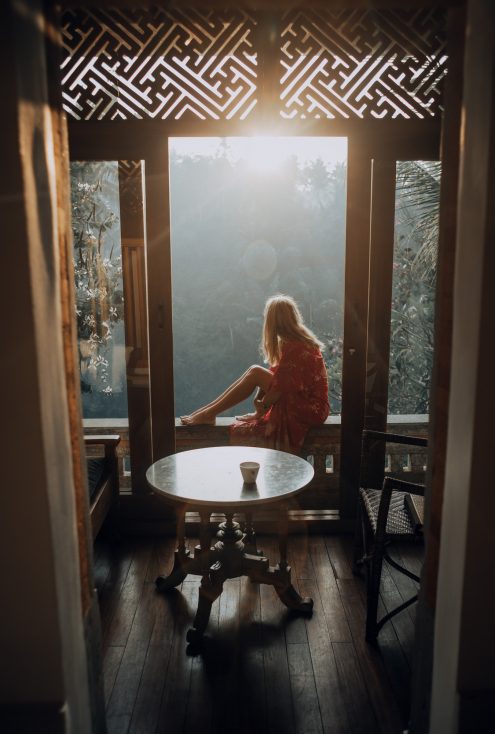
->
170;136;347;172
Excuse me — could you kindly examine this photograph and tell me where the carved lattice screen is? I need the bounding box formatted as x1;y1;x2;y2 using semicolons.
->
61;6;446;122
61;6;257;120
280;8;447;119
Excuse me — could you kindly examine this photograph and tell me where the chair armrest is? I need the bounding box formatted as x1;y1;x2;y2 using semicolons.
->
84;434;121;446
84;434;121;462
380;476;425;496
360;430;428;491
376;476;425;543
362;430;428;448
84;435;121;540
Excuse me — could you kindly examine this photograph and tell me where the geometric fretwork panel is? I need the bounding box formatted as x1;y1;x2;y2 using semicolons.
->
118;161;144;216
280;8;447;119
61;6;257;120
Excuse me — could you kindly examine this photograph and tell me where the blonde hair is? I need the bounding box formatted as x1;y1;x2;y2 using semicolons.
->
262;294;324;366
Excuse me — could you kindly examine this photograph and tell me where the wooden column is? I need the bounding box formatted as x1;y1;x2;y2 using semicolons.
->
364;160;397;487
45;6;108;733
339;140;372;519
144;141;176;460
119;162;152;492
409;6;466;734
0;1;93;730
430;0;495;729
251;8;281;130
422;10;466;613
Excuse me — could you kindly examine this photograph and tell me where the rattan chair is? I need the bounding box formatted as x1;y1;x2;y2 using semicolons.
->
84;434;120;539
353;429;427;642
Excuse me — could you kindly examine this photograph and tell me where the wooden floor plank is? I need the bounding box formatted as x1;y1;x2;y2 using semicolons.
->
379;567;415;667
93;541;113;588
325;535;356;581
337;578;404;734
300;578;351;734
282;537;310;645
210;576;242;734
145;536;176;584
107;713;131;734
103;645;125;707
104;540;154;649
128;541;179;734
310;537;352;643
385;545;420;623
106;561;160;720
97;539;135;644
397;541;424;578
155;579;199;734
308;537;337;586
290;533;317;580
260;566;296;734
238;576;267;734
375;595;412;725
96;534;420;734
333;641;380;734
288;642;324;734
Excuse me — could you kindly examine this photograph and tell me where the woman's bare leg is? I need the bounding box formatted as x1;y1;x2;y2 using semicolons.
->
181;366;272;425
187;369;255;416
235;387;266;422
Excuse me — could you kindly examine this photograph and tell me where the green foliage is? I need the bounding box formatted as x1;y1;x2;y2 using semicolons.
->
170;145;346;416
70;162;127;416
389;161;440;414
69;152;440;421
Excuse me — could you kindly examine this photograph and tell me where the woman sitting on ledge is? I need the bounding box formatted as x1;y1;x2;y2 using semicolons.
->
181;294;329;454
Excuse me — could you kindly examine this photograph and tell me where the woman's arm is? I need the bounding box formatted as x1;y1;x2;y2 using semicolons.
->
260;389;281;410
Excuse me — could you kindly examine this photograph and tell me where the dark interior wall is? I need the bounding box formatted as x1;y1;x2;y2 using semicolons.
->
0;1;92;731
409;6;465;732
430;0;495;731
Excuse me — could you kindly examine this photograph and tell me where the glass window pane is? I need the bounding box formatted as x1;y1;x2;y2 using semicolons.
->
388;160;441;416
70;161;128;419
169;137;347;417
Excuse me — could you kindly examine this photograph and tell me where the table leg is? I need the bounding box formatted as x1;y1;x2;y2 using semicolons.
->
272;505;313;612
278;507;289;571
156;504;189;591
194;509;212;559
243;512;260;555
186;562;225;645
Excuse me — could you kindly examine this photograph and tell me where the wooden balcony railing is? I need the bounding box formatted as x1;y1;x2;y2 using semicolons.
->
84;415;429;513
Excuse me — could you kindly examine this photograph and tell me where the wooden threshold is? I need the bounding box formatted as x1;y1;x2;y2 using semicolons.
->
117;493;352;536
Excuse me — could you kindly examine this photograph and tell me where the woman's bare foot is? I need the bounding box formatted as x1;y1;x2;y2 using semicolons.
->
180;409;216;426
235;412;258;422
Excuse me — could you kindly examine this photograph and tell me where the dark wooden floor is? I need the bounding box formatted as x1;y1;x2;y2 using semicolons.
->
94;532;422;734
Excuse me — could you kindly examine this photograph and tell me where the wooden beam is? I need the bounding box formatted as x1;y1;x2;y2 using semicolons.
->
422;4;466;612
430;0;495;726
118;163;153;491
364;159;396;488
251;8;282;130
60;1;462;11
144;140;176;461
68;118;441;153
339;139;372;519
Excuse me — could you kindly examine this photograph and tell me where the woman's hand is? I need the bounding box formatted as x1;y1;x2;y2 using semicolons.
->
235;397;268;422
254;397;267;416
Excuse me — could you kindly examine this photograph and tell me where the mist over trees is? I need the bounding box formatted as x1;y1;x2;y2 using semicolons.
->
170;142;346;417
71;147;439;421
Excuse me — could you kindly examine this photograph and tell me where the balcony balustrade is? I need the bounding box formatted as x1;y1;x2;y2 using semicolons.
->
84;415;429;515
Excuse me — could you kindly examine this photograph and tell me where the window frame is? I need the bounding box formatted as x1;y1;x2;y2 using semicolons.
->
69;117;439;515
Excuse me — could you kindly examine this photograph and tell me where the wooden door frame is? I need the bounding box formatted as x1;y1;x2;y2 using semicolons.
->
69;121;439;514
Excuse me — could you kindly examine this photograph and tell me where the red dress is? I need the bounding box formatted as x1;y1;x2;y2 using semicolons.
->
230;340;329;454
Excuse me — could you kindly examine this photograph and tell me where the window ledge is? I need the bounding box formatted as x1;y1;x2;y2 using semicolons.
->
174;415;342;429
83;414;428;431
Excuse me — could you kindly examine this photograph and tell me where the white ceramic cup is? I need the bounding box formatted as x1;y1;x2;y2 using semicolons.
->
240;461;260;484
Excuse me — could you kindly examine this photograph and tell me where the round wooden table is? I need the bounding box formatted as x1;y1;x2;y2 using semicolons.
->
146;446;314;644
